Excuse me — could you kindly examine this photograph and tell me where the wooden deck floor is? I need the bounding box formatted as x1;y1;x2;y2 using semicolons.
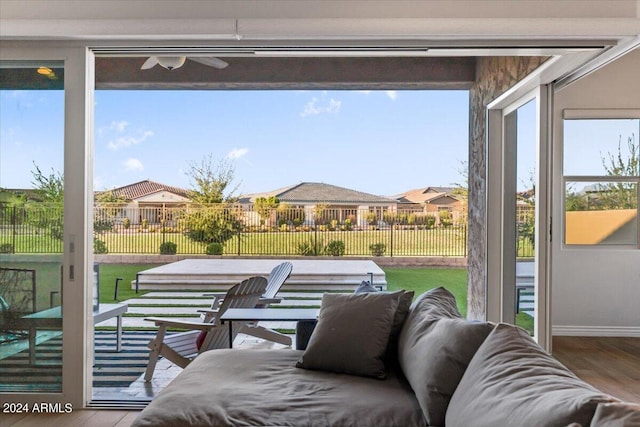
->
4;336;639;426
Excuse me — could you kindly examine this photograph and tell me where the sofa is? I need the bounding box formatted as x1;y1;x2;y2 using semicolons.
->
132;287;640;427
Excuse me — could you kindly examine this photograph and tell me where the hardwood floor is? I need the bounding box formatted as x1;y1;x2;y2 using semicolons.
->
3;336;638;426
0;410;140;427
553;336;640;403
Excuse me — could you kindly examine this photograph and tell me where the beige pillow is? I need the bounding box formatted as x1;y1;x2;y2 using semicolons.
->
446;323;617;427
296;291;401;379
397;287;493;426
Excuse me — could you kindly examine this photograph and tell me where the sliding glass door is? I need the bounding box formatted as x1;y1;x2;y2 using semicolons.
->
0;44;94;407
487;86;552;349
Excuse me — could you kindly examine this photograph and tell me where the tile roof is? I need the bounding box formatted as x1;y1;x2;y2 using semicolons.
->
99;180;190;201
241;182;395;204
393;186;458;204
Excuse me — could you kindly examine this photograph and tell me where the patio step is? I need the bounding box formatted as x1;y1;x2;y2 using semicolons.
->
97;290;326;329
131;259;386;291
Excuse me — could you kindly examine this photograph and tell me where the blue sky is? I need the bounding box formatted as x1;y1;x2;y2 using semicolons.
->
2;88;637;197
1;89;470;197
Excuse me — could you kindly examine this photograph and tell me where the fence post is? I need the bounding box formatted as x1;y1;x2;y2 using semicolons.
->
237;230;241;256
12;205;17;253
314;224;318;255
390;223;394;257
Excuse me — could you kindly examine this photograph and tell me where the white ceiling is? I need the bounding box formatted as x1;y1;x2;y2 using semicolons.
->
1;0;638;41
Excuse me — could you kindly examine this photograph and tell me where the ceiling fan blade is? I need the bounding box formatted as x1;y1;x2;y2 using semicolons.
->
141;57;159;70
189;57;229;69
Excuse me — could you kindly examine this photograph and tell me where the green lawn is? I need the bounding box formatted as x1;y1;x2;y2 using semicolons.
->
0;262;531;334
385;267;468;315
97;264;156;303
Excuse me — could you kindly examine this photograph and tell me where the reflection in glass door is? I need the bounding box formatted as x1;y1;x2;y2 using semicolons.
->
514;100;537;335
0;61;65;392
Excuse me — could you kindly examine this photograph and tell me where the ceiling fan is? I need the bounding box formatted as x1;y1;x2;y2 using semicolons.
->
141;56;229;71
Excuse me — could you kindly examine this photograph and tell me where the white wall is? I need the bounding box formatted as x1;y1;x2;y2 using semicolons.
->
552;47;640;336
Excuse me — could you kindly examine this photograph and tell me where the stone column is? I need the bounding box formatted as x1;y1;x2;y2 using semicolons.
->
467;56;547;320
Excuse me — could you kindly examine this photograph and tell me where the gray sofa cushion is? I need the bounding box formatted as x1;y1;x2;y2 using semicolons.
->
398;287;493;427
132;349;426;427
446;323;618;427
590;402;640;427
296;291;401;379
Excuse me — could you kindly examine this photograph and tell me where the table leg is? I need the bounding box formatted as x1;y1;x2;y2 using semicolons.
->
116;314;123;352
29;326;36;365
228;321;233;348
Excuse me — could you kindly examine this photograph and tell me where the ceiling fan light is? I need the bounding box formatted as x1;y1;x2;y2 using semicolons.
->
37;66;53;75
157;57;187;71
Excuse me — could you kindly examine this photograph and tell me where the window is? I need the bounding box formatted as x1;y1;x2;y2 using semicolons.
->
563;113;640;246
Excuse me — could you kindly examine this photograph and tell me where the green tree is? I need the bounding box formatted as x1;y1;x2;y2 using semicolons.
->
254;196;279;225
182;154;242;246
597;134;639;210
30;162;63;203
27;163;64;240
187;154;239;204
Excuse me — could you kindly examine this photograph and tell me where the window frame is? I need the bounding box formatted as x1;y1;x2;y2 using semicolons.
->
561;109;640;249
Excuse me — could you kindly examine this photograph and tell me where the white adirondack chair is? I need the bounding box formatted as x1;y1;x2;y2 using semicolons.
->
240;261;293;346
143;276;267;382
202;261;294;346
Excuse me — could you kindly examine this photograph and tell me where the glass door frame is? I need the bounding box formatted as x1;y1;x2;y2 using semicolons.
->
486;85;552;350
0;41;95;407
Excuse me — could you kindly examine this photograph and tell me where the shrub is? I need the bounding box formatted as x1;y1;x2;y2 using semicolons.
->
439;210;453;227
325;240;345;256
407;213;416;226
122;217;131;229
182;205;241;245
279;223;290;232
383;212;397;225
366;212;378;226
141;218;149;229
296;241;316;256
205;242;224;255
159;241;177;255
93;238;108;254
369;242;386;256
0;243;15;254
344;218;353;231
94;218;114;234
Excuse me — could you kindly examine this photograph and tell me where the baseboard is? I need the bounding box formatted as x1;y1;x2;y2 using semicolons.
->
553;325;640;337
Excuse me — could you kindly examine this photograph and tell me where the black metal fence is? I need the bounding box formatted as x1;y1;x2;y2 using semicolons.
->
0;203;534;257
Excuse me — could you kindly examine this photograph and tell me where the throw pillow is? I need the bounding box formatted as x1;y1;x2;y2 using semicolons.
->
446;323;618;427
296;291;401;379
350;284;414;359
397;287;493;427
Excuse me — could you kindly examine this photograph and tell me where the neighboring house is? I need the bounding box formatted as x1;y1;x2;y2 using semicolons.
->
394;186;463;220
239;182;397;227
95;180;190;225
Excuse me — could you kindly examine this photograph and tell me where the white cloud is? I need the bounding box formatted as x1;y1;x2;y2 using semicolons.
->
356;90;397;100
109;120;129;132
107;130;154;151
227;147;249;159
123;158;144;172
300;97;342;117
